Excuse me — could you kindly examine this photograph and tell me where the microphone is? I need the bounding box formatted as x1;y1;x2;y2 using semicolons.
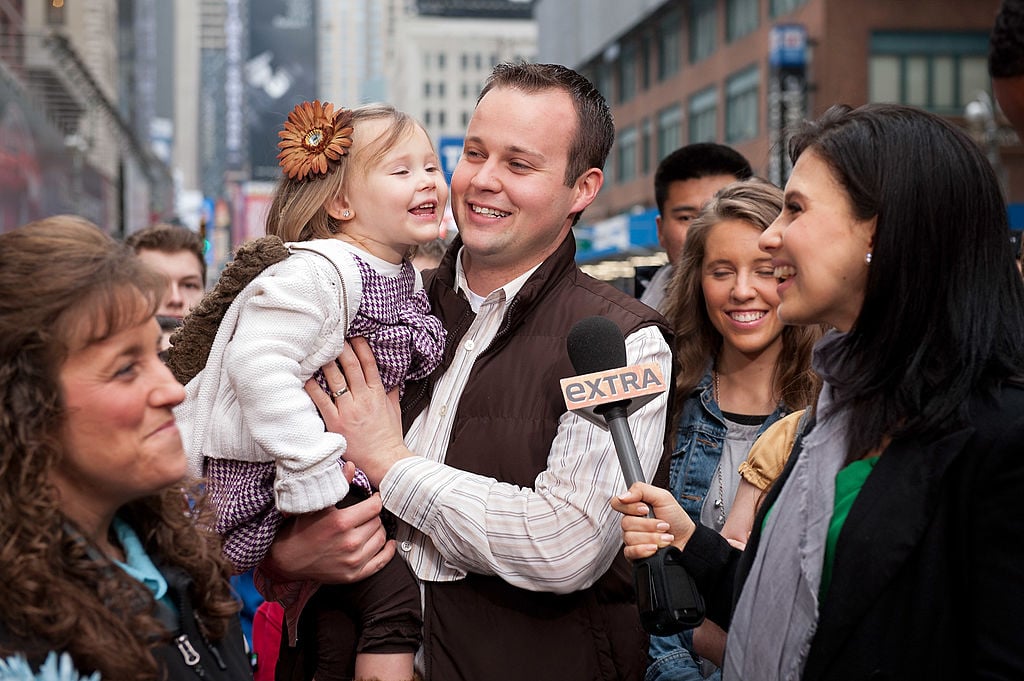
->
564;316;704;635
564;316;665;487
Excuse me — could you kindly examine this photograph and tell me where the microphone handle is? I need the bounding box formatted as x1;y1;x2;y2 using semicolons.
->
601;406;707;635
602;404;653;518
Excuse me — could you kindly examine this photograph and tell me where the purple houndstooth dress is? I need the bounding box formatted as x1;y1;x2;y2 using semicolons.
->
206;254;444;573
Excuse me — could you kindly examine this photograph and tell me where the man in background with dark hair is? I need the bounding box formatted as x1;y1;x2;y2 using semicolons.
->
638;144;753;313
638;143;752;312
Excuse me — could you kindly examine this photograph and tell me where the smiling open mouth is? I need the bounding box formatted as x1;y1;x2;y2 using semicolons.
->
471;205;511;218
774;265;796;282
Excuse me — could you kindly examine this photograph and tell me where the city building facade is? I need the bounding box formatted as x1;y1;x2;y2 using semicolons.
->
535;0;1022;264
0;0;173;234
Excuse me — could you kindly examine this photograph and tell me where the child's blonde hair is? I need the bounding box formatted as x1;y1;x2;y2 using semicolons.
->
266;103;424;243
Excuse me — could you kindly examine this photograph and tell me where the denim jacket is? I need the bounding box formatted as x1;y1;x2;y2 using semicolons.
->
669;366;786;524
647;366;786;681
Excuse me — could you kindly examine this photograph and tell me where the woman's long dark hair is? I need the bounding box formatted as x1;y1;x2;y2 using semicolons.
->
791;104;1024;460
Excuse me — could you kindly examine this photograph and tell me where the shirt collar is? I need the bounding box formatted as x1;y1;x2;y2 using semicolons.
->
112;516;168;602
454;246;542;313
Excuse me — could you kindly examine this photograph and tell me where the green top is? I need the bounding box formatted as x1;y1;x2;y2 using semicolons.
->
820;456;880;597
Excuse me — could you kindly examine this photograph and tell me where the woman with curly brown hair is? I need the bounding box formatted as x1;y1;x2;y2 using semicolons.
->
0;215;251;680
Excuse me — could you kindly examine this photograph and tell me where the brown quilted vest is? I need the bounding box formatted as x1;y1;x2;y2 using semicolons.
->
401;233;674;681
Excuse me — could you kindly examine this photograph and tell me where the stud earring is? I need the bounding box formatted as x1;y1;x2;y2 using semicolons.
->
342;210;351;218
865;252;873;264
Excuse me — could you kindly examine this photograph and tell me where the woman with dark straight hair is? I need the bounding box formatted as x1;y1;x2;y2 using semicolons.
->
614;103;1024;680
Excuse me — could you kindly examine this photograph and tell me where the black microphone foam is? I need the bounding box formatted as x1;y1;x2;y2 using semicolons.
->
566;316;626;375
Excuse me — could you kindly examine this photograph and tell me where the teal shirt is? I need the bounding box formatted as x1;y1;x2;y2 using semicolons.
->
820;456;879;596
112;516;177;615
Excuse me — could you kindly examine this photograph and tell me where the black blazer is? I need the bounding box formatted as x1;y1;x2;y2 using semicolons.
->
680;382;1024;680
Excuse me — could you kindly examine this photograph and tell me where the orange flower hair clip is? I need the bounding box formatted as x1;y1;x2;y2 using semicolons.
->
276;100;354;181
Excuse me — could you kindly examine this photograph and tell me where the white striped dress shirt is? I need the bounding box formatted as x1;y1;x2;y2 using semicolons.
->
380;250;672;593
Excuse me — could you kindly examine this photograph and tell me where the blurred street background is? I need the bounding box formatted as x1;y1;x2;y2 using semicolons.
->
0;0;1019;288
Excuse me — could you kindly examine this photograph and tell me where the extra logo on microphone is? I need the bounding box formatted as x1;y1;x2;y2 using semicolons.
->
560;363;667;411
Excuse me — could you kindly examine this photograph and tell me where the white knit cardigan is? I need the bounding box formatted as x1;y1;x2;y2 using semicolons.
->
174;238;363;515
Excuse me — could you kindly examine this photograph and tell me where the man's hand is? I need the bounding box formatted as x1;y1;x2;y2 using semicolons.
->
304;338;411;486
262;488;395;584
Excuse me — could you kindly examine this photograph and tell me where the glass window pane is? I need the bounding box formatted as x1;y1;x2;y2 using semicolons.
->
869;56;900;103
641;119;652;174
727;0;758;42
688;88;718;144
905;56;928;107
771;0;807;18
726;67;758;142
690;109;717;143
932;56;954;109
619;43;637;104
690;0;717;63
959;56;990;107
658;11;682;80
657;105;683;160
618;127;638;183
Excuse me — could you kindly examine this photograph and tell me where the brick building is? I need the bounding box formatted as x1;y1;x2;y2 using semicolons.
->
535;0;1022;262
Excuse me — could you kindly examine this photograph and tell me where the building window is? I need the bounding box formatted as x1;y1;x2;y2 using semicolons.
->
424;82;431;98
641;118;653;175
726;65;759;143
771;0;808;17
439;110;446;127
595;62;614;103
438;81;446;98
640;36;652;91
727;0;759;42
462;111;470;127
690;0;717;64
618;41;638;104
617;126;638;184
868;31;990;115
461;53;469;70
657;9;682;81
657;104;683;161
424;111;432;125
689;87;718;143
438;53;446;69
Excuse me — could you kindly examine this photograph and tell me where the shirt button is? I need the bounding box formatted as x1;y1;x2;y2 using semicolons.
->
400;541;413;552
464;339;475;351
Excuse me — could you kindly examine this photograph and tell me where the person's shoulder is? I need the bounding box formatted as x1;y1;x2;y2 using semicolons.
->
972;379;1024;424
271;239;362;293
285;238;357;269
569;267;669;326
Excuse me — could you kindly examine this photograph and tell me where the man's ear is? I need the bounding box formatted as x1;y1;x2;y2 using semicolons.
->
655;214;668;251
568;168;603;217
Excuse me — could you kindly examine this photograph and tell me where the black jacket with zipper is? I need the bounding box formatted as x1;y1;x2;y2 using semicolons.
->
0;563;253;680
